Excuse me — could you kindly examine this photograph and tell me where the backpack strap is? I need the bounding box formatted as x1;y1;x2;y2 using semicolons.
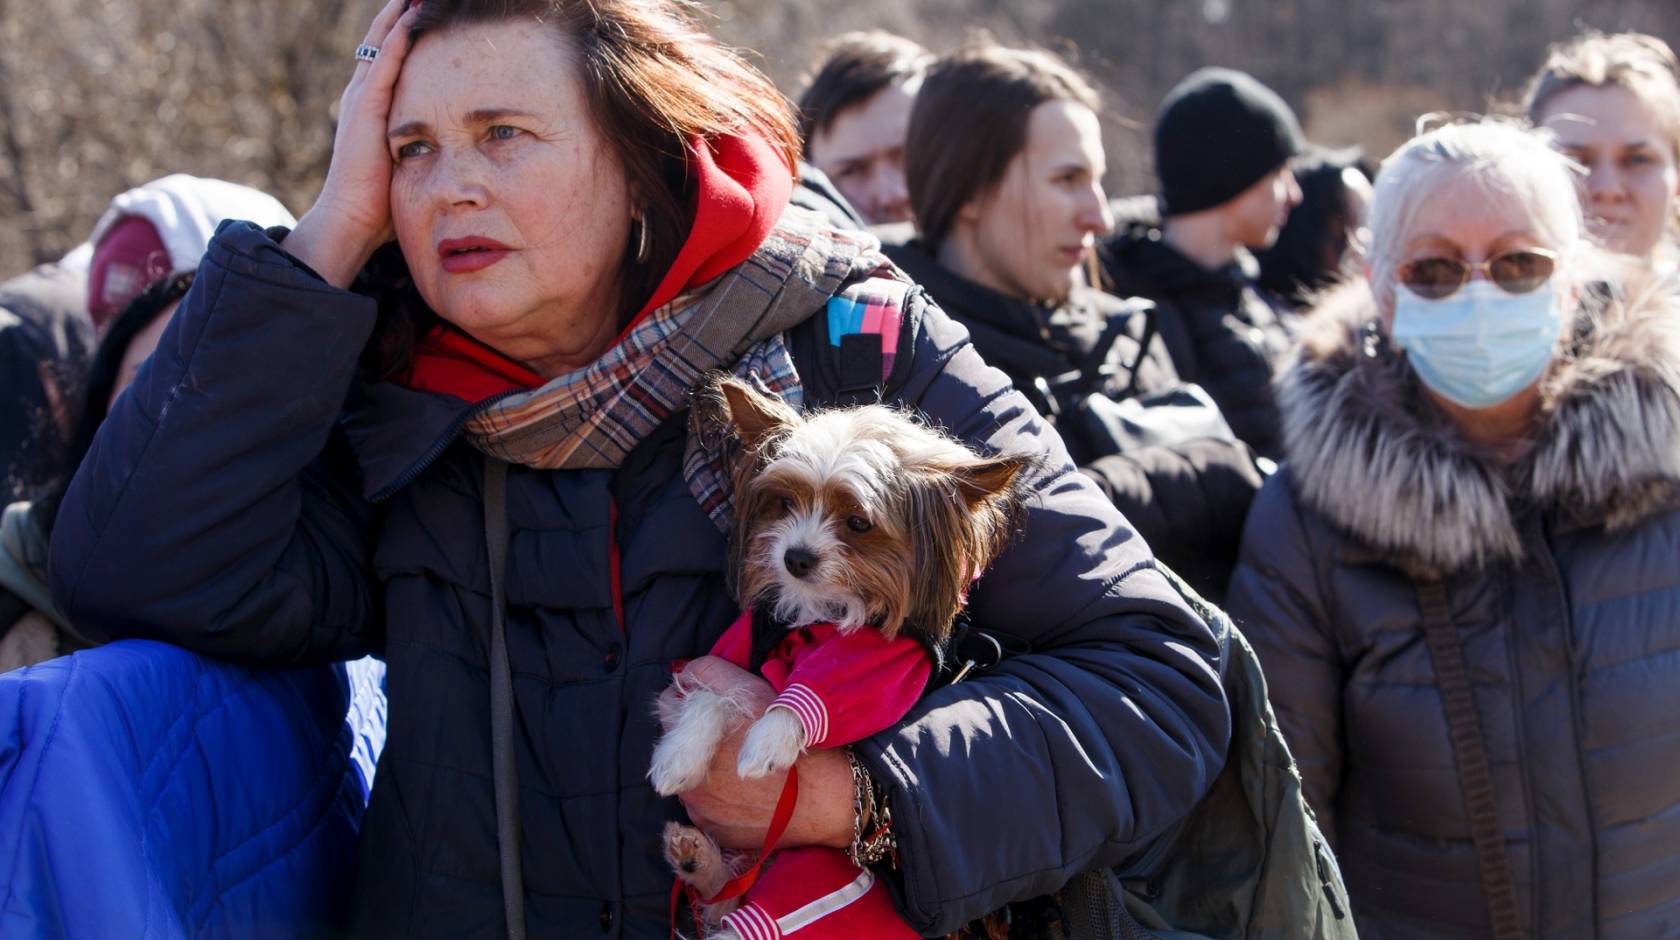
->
1075;298;1158;401
1415;579;1524;940
482;457;528;940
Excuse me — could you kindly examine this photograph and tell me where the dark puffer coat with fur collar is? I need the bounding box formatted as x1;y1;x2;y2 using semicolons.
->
1226;277;1680;939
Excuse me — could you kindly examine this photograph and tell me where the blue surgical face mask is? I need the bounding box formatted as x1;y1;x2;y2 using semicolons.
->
1390;279;1563;409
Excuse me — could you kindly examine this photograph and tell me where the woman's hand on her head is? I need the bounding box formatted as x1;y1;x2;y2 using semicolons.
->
663;656;855;852
283;0;420;287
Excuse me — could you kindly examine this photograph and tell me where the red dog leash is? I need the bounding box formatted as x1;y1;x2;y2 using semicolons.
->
670;766;800;938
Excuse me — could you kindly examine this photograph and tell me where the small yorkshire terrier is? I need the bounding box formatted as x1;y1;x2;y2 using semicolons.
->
648;375;1029;939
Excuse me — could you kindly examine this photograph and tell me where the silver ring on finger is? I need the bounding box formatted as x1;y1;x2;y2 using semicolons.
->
355;44;379;63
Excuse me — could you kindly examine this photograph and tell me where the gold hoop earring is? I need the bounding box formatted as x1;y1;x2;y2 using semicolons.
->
635;214;651;264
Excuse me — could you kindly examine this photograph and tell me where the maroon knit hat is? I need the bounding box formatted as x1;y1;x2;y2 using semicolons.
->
87;215;171;330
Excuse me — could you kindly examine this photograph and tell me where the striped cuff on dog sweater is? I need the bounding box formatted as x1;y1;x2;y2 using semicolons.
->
722;901;782;940
769;683;830;747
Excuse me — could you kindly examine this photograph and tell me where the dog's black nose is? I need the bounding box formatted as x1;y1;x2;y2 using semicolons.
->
783;547;818;579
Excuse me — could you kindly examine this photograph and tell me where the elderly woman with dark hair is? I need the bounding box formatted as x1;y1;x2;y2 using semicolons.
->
1228;117;1680;938
49;2;1229;937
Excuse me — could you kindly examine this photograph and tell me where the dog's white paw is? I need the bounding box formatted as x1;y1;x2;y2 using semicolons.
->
735;706;807;778
649;732;713;796
649;685;740;795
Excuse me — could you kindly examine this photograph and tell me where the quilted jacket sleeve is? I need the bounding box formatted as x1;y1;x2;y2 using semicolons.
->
854;297;1231;935
0;640;382;937
1153;294;1291;460
1223;470;1344;844
50;222;382;667
1079;436;1265;603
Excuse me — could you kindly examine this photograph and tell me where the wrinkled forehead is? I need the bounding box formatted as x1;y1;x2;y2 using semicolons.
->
389;20;583;131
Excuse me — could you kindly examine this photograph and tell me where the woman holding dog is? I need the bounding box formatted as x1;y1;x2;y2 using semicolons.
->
1226;117;1680;937
48;1;1229;936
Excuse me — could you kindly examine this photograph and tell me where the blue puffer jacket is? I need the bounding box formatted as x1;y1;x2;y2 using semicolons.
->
50;217;1229;938
0;641;386;937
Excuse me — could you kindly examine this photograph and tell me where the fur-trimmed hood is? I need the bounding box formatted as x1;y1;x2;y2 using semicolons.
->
1278;276;1680;577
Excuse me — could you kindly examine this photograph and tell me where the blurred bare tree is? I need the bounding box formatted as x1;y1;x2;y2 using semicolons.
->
0;0;1676;276
711;0;1680;198
0;0;368;272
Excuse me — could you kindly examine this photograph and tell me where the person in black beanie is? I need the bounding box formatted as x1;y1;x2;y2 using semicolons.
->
1102;67;1304;459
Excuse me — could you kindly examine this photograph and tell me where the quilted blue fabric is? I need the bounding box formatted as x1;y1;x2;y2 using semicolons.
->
0;640;386;938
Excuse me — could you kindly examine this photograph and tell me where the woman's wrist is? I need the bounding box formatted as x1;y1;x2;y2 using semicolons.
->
845;747;899;868
281;207;384;289
764;744;855;851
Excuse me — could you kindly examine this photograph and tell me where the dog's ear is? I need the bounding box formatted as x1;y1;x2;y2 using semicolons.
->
712;376;801;453
950;454;1031;510
903;452;1032;641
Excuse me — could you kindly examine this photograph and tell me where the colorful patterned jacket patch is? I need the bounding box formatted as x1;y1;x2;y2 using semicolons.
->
825;275;909;387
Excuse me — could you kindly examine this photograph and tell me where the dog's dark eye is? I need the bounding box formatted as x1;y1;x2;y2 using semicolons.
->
846;516;873;533
780;496;795;513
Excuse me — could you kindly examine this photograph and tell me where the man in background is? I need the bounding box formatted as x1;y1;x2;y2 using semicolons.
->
797;31;931;227
1104;67;1304;459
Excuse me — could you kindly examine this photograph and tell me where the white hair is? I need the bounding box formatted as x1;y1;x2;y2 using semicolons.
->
1367;117;1586;315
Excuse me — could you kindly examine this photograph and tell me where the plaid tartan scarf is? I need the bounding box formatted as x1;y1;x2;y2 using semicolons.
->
460;206;891;529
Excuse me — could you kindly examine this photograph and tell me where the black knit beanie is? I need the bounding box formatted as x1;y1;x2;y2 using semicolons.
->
1154;67;1305;217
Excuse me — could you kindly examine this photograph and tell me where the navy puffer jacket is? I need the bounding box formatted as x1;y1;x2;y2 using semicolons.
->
883;236;1265;604
1102;216;1296;459
51;218;1228;938
1227;281;1680;938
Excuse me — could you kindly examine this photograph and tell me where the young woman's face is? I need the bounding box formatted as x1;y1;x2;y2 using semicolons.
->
1538;83;1680;262
387;21;633;375
960;100;1111;303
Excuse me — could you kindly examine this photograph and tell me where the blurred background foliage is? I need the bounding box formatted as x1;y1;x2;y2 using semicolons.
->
0;0;1674;274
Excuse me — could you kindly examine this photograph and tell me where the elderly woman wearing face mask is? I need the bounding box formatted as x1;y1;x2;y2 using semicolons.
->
1226;117;1680;939
48;1;1229;937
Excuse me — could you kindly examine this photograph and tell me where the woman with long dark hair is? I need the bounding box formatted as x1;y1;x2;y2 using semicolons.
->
884;42;1264;602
